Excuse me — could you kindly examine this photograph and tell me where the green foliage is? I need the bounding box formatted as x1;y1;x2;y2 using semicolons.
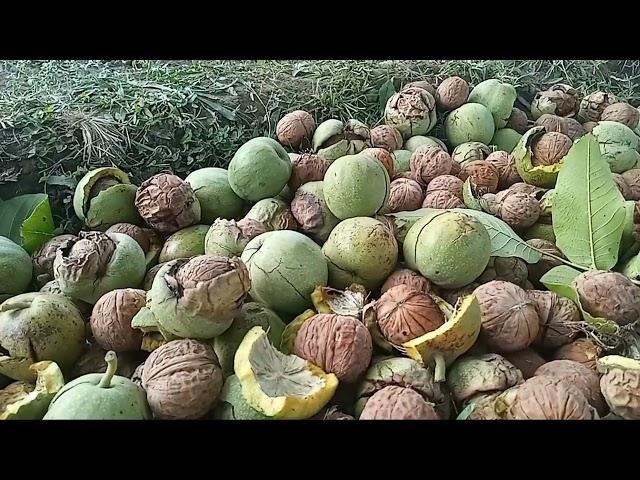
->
0;194;55;253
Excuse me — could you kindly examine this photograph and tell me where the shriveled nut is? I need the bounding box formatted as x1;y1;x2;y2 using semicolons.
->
381;268;435;295
507;376;597;420
496;189;541;229
621;169;640;201
276;110;316;150
293;314;372;384
288;153;328;191
552;338;602;371
506;108;528;134
599;360;640;420
90;288;145;352
410;145;453;186
458;160;499;194
473;281;540;352
534;114;569;135
359;385;440;420
564;118;586;141
612;173;632;199
501;349;547;379
578;91;617;123
477;257;529;287
106;223;161;256
386;178;424;213
135;173;201;235
361;147;396;178
370;125;403;152
435;76;469;111
534;360;606;415
32;234;78;287
141;339;223;420
373;285;445;345
425;174;464;199
403;81;437;98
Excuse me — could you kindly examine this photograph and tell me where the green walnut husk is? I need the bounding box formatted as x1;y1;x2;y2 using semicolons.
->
0;236;33;301
393;150;413;173
228;137;293;202
241;231;328;315
384;87;437;139
44;351;151;420
132;255;250;340
513;126;563;188
0;361;64;420
403;210;491;289
212;302;286;378
312;119;370;161
73;167;142;230
591;121;640;173
490;128;523;153
404;136;445;152
213;375;271;420
204;218;266;258
451;142;494;166
468;79;518;129
244;198;297;231
185;167;245;223
445;103;496;148
0;293;85;382
322;217;398;290
323;154;390;220
53;231;147;305
158;224;209;263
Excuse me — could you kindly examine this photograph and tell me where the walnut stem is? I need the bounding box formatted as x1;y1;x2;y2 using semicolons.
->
98;351;118;388
433;352;446;382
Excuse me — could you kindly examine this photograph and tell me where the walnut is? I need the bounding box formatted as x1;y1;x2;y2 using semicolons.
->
288;153;328;191
473;281;540;352
276;110;316;150
534;114;569;135
373;285;445;345
582;121;598;133
621;169;640;201
552;338;602;371
359;385;440;420
425;174;464;199
361;147;396;178
501;349;547;379
293;313;373;384
435;76;469;111
440;282;479;306
495;189;541;229
477;257;529;287
402;80;437;98
599;363;640;420
564;118;586;141
531;132;572;166
32;234;78;287
381;268;436;295
526;239;565;286
600;102;640;129
370;125;403;151
578;91;618;123
573;270;640;326
458;160;499;194
535;359;607;414
485;151;521;190
106;223;161;256
506;107;529;134
612;173;632;199
531;84;580;119
421;190;465;209
141;339;223;420
90;288;145;352
410;145;453;186
529;290;580;350
386;178;424;213
135;173;201;235
507;376;597;420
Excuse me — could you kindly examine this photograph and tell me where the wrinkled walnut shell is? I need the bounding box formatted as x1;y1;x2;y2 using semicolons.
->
529;290;580;350
276;110;316;150
501;349;547;379
531;132;572;166
90;288;145;352
573;270;640;326
600;367;640;420
621;169;640;201
485;151;521;190
32;234;78;287
370;125;403;151
141;339;223;420
386;178;424;213
293;313;373;384
361;147;396;178
135;174;201;235
374;285;445;345
410;145;453;186
435;76;469;111
552;338;601;371
534;114;569;135
381;268;435;295
422;190;465;209
473;281;540;352
288;153;328;192
359;385;439;420
506;108;529;134
600;102;640;129
425;174;464;199
458;160;499;195
496;189;541;229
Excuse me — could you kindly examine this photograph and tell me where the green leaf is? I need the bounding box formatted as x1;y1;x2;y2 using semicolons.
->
452;208;542;263
378;78;396;114
0;194;55;254
541;265;618;334
553;134;626;270
462;178;483;211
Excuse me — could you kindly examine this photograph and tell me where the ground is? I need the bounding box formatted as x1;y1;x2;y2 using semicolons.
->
1;60;639;230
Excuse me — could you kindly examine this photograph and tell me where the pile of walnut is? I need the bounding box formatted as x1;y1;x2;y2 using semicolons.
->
16;75;640;421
